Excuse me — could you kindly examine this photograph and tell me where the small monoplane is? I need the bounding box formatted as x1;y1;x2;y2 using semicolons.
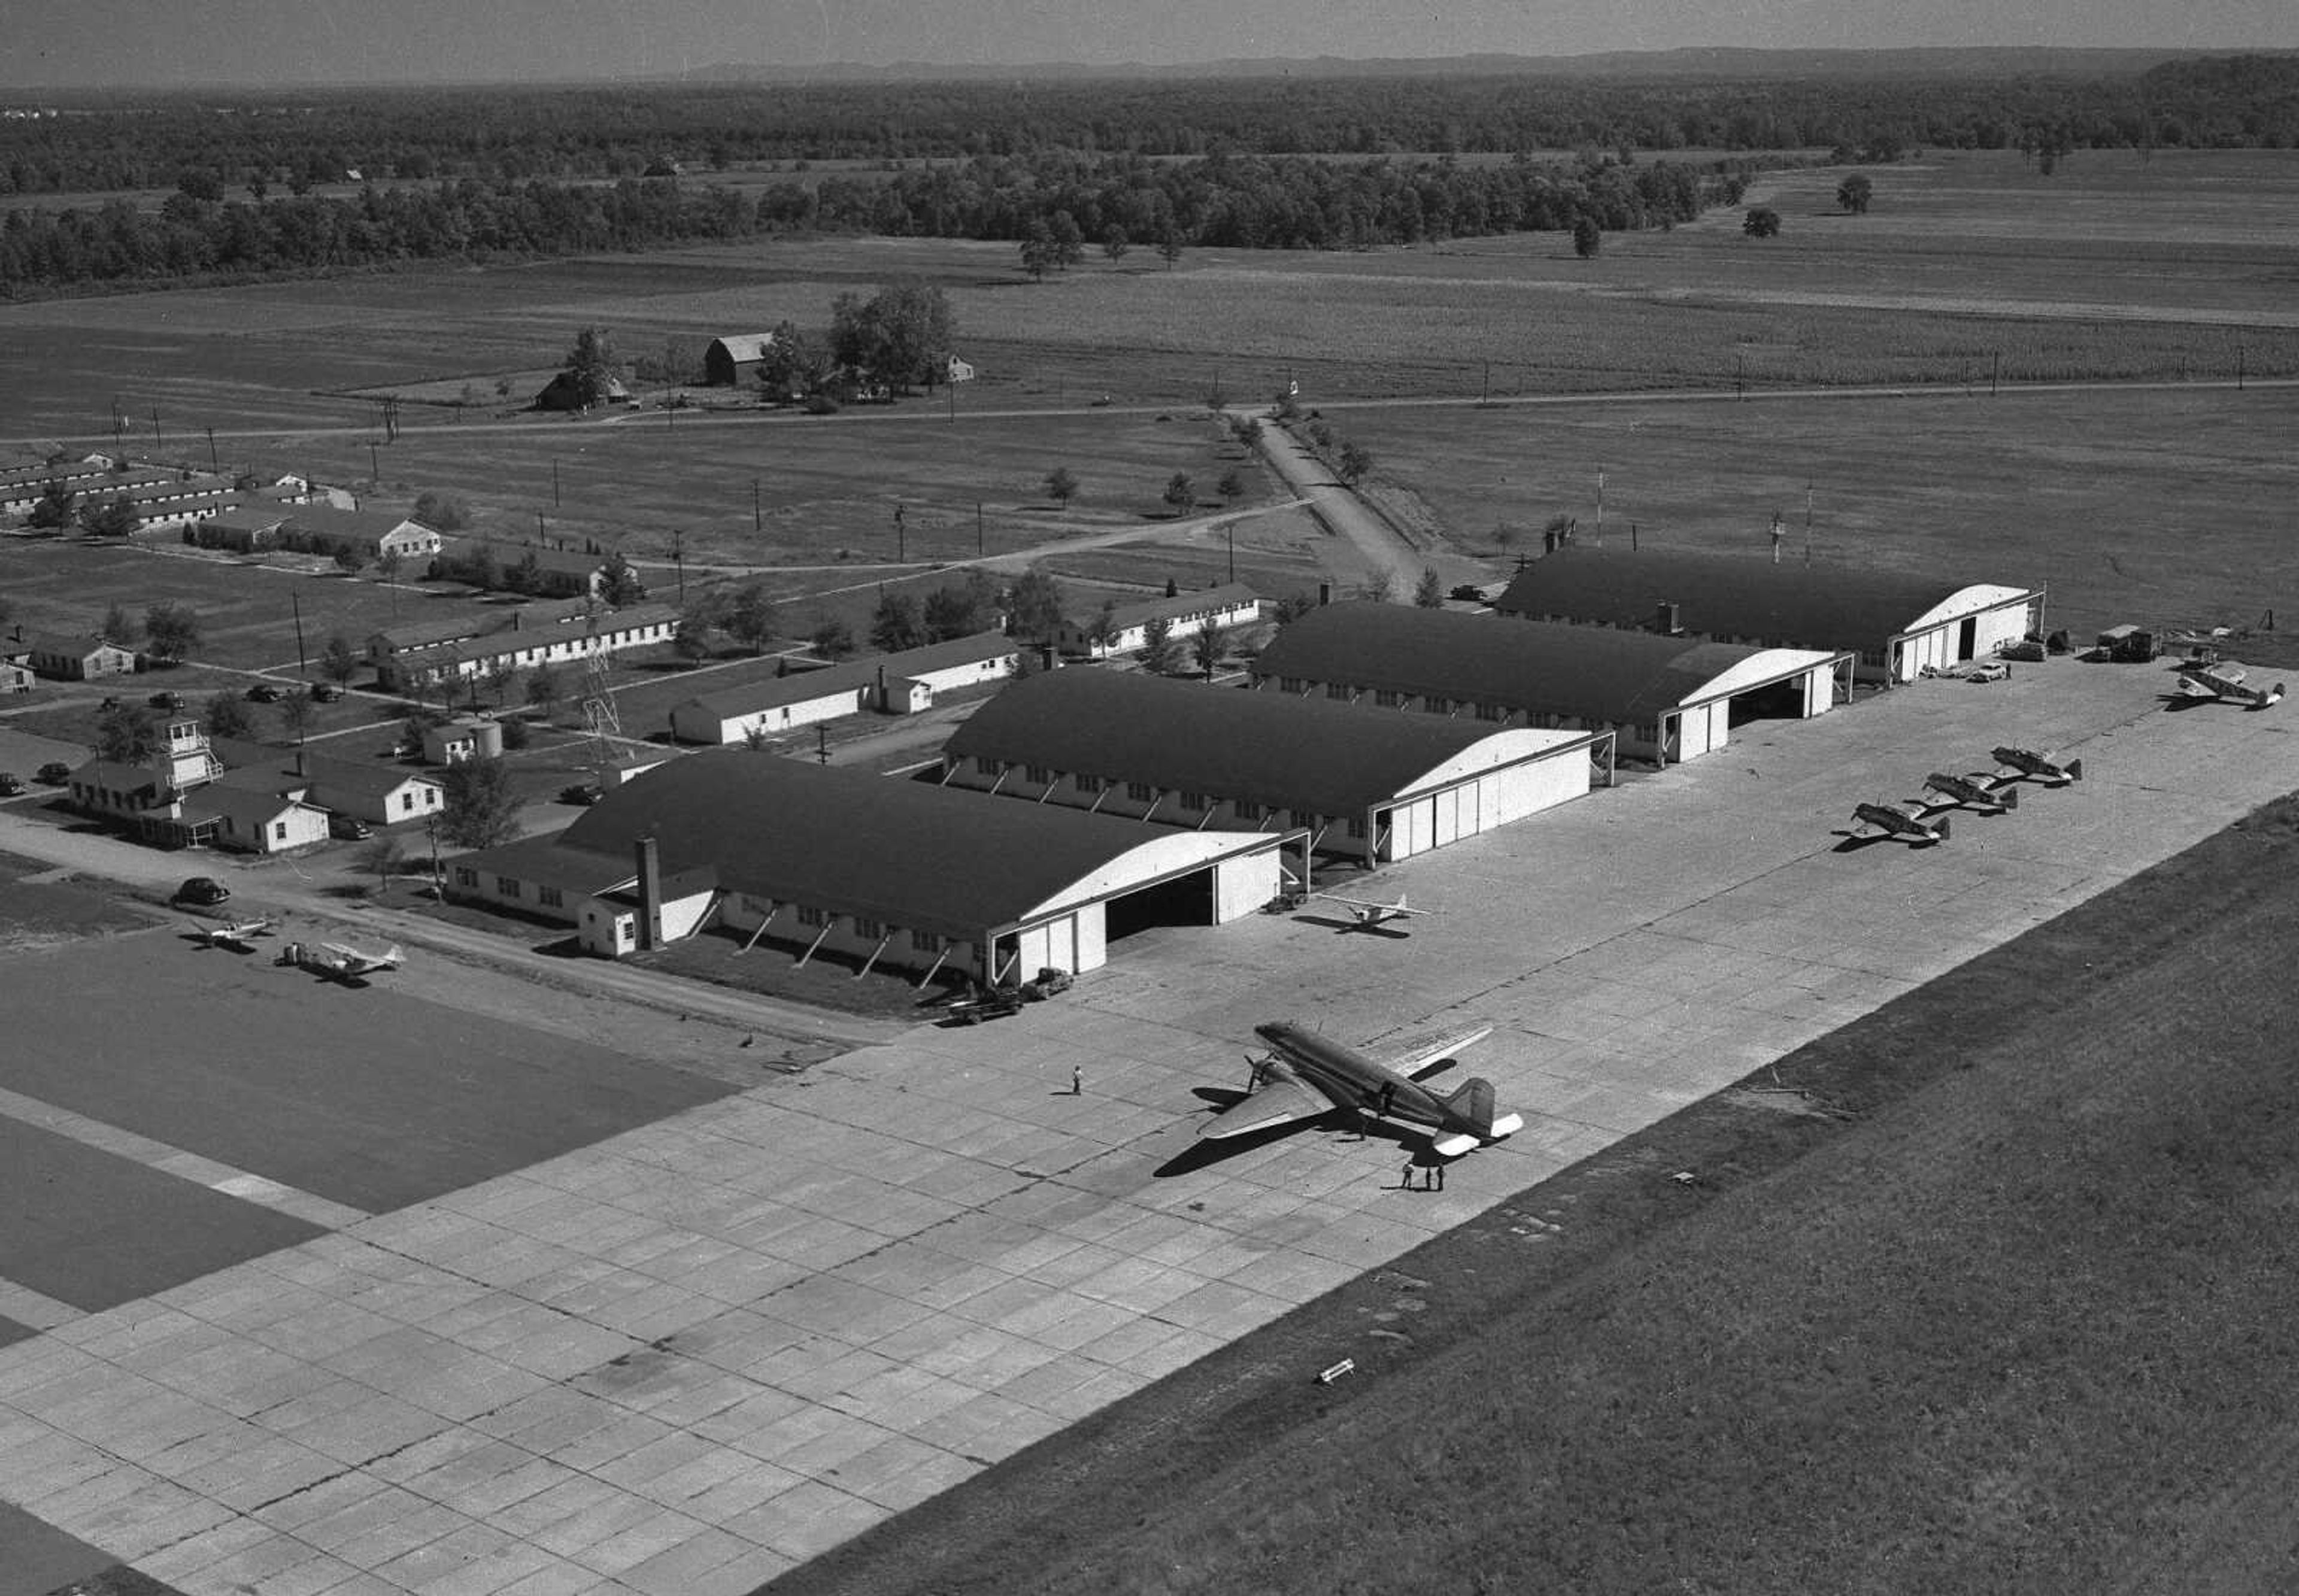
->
1202;1022;1521;1158
1312;891;1431;931
1989;746;2083;788
186;917;275;949
1918;772;2019;816
1844;801;1951;847
278;940;404;984
2174;663;2285;711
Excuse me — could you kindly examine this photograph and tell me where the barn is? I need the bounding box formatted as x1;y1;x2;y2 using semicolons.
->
445;753;1296;986
1492;547;2043;684
704;332;781;389
941;668;1609;863
1251;602;1849;766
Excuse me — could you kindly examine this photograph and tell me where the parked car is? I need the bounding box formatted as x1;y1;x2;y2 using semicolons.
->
0;773;23;796
172;876;231;906
1967;661;2010;684
311;682;341;702
328;814;373;841
558;784;600;806
35;761;71;784
148;691;184;710
246;683;283;702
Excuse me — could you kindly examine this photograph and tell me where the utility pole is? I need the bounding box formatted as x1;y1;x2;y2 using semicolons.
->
290;591;308;676
976;502;985;557
753;478;761;532
205;427;219;474
368;441;380;486
1991;351;2001;396
535;511;545;542
553;458;561;508
2237;345;2246;391
151;408;163;450
1595;466;1605;538
672;529;686;602
1480;361;1490;405
894;503;906;563
816;724;830;765
1227;519;1236;584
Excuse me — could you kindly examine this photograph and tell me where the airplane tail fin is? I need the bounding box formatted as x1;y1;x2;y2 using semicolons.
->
1433;1076;1523;1154
1936;817;1950;842
2066;758;2083;782
1999;786;2017;811
383;946;404;966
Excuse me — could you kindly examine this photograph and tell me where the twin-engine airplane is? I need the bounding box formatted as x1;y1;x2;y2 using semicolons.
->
1989;746;2082;788
186;917;275;949
1845;801;1951;846
2174;663;2285;710
1918;772;2019;816
1312;891;1431;931
1201;1022;1522;1158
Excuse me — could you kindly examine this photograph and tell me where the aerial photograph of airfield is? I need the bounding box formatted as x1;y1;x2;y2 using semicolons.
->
4;20;2299;1596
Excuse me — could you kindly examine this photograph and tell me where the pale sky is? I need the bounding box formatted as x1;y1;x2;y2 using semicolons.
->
3;0;2294;89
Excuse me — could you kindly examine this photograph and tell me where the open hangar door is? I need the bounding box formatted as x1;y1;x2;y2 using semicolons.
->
1728;675;1811;727
1104;868;1215;943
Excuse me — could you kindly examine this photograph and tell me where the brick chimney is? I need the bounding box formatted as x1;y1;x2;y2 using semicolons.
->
635;835;662;951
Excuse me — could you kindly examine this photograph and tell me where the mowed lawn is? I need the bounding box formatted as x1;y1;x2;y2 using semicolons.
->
773;794;2299;1596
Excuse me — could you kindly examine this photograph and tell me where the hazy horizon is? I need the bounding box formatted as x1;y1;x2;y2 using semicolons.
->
3;1;2296;93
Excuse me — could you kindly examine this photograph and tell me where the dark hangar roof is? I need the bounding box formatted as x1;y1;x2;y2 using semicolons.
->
947;668;1559;814
562;750;1255;937
1252;603;1785;724
1494;546;1998;652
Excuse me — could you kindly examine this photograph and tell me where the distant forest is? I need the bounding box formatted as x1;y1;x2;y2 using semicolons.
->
5;54;2294;196
0;53;2293;296
0;149;1739;294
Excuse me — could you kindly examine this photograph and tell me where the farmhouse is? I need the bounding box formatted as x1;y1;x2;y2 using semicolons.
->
703;331;780;388
22;633;137;680
668;632;1020;745
279;506;442;564
445;753;1294;984
1251;602;1848;766
941;669;1610;864
377;603;678;692
1055;584;1264;660
1492;547;2043;684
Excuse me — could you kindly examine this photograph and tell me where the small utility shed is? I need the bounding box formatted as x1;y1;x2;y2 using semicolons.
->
942;668;1609;863
448;753;1291;985
1493;547;2042;684
1252;602;1847;766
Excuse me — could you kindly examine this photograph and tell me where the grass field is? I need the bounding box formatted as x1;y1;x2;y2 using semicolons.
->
5;149;2297;663
771;793;2299;1596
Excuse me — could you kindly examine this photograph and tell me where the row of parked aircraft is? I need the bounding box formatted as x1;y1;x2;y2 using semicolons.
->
1844;745;2082;847
186;917;405;984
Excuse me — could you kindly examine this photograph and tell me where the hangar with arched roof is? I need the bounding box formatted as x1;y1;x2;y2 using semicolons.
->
1249;602;1849;767
1492;546;2042;683
444;752;1294;987
941;667;1610;863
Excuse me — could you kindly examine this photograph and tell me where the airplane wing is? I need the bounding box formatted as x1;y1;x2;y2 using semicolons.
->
1199;1074;1337;1139
1382;1025;1494;1079
1315;893;1430;917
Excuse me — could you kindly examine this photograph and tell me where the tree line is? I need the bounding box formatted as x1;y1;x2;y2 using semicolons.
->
0;150;1736;295
5;56;2296;198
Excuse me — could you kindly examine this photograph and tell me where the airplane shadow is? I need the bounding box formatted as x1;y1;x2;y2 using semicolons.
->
1293;914;1412;938
181;936;256;953
1154;1103;1423;1178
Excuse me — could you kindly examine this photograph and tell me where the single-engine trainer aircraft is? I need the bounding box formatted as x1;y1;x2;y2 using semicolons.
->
1311;891;1431;931
1845;801;1951;846
186;917;275;949
2174;663;2285;710
1200;1021;1522;1158
279;940;404;984
1919;772;2019;816
1990;746;2083;788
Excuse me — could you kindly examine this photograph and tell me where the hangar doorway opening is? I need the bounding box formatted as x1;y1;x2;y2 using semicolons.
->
1105;869;1215;943
1728;677;1807;728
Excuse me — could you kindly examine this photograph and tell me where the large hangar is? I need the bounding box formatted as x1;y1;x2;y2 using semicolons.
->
446;753;1291;987
1251;602;1849;766
1493;546;2042;684
940;667;1610;863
